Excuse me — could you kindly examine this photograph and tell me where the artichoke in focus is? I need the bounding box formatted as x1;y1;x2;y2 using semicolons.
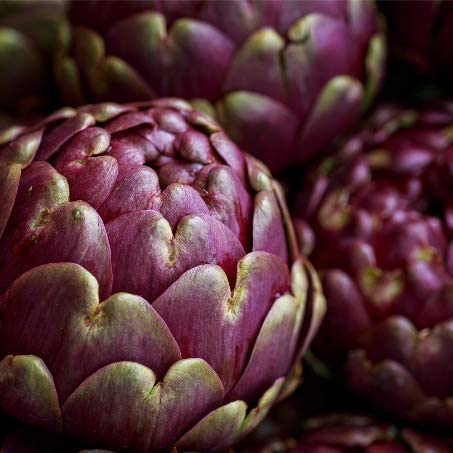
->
292;103;453;427
2;0;386;172
0;99;325;451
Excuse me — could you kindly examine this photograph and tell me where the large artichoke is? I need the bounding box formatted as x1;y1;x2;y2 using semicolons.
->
1;0;385;172
0;99;324;451
292;104;453;427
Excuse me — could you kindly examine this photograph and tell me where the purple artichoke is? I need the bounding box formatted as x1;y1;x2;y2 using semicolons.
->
0;99;324;452
7;0;385;173
292;104;453;427
381;0;453;77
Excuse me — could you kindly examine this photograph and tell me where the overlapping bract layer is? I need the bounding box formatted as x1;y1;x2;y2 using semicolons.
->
0;0;385;172
292;104;453;426
0;99;324;452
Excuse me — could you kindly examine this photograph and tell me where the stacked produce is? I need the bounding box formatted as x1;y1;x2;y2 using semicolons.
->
1;0;385;172
0;1;452;452
292;103;453;427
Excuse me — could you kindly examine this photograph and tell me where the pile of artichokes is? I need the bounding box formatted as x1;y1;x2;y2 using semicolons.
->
0;1;451;452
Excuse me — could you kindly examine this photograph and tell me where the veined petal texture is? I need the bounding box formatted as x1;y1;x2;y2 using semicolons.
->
0;99;324;451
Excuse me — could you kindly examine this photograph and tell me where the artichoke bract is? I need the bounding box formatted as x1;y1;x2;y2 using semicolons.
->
0;99;325;451
292;104;453;426
62;0;385;173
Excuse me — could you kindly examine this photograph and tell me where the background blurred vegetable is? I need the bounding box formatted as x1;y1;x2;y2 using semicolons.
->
292;103;453;427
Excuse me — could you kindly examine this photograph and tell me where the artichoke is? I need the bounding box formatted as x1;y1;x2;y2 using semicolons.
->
2;0;385;172
292;104;453;426
0;99;325;451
